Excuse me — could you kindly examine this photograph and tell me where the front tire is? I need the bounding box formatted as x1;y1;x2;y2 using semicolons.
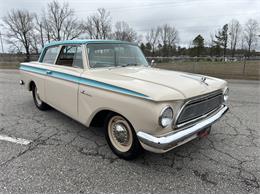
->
32;85;49;111
105;113;143;160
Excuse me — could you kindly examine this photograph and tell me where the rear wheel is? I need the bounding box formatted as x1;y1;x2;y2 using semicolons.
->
105;113;143;160
32;84;49;111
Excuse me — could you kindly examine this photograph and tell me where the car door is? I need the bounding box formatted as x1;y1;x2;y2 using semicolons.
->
44;45;84;120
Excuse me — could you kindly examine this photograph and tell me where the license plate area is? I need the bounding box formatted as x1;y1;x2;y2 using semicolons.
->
197;126;211;138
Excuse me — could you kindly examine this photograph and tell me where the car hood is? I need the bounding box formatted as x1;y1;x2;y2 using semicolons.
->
84;66;227;101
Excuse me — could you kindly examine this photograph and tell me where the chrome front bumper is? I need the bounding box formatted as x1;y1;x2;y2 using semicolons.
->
137;105;229;153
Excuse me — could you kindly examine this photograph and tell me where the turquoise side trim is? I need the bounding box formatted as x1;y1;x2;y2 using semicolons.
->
79;78;149;99
51;71;81;83
19;65;150;100
20;65;47;75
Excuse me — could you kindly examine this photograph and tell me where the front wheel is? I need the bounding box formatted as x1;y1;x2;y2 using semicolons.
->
32;85;49;111
105;113;143;160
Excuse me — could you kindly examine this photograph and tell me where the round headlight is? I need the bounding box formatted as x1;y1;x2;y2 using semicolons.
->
223;87;229;102
159;106;173;128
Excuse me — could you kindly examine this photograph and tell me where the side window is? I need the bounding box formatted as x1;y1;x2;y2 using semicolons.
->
56;45;83;68
42;46;59;64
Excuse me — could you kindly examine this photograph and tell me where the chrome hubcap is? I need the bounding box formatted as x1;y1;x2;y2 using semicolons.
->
108;116;133;152
112;123;129;145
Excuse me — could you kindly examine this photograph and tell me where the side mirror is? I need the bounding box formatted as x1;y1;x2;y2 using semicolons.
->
151;59;155;67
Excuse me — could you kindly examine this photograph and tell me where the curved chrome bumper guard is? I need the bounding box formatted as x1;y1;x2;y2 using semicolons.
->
137;105;229;151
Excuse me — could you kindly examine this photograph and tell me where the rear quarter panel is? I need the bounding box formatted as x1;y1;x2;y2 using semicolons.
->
20;62;47;102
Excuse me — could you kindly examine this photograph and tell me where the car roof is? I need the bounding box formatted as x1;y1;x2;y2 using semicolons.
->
43;39;137;48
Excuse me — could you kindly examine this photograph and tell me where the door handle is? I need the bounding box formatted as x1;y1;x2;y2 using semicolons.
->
46;70;52;75
80;90;92;97
80;90;86;94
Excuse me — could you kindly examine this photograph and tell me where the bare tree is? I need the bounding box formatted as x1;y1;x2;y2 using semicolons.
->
34;14;45;48
3;9;35;60
30;30;40;54
62;18;84;40
229;19;241;57
113;21;137;42
7;42;23;54
146;27;160;56
46;0;72;40
159;24;178;46
158;24;178;56
45;0;83;41
42;11;52;43
244;19;259;57
84;17;96;39
240;36;245;51
84;8;112;39
98;8;112;39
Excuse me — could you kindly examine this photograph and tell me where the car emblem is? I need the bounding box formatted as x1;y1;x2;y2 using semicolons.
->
200;76;208;85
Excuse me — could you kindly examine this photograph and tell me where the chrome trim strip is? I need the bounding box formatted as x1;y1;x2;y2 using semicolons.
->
137;105;228;151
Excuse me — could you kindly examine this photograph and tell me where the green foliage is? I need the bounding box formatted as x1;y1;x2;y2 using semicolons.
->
139;42;177;57
214;24;229;57
192;34;204;57
145;42;152;51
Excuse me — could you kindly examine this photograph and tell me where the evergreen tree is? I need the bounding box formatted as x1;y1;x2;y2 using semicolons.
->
192;34;204;57
214;24;228;57
140;43;146;54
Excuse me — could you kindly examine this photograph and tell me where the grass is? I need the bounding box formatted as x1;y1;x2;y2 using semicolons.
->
156;60;260;80
0;62;20;69
0;60;259;80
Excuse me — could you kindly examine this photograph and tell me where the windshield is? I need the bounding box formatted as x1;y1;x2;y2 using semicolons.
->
86;43;149;68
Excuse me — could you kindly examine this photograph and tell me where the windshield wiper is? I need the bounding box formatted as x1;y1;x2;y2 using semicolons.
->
115;63;138;67
126;63;138;66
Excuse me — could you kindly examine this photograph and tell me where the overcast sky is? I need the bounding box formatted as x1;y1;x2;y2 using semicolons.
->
0;0;260;51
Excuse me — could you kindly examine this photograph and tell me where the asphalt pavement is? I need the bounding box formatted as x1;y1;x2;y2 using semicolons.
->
0;70;259;193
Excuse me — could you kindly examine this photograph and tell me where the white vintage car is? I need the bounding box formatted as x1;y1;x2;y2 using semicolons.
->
19;40;229;159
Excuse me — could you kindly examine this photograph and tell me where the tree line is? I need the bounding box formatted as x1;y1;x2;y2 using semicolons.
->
141;19;259;59
0;1;137;60
0;0;259;60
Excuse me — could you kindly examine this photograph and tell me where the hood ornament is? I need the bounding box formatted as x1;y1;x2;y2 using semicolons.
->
200;76;208;85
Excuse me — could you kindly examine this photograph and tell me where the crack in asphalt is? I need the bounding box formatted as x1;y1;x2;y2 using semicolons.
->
193;170;217;186
0;132;59;167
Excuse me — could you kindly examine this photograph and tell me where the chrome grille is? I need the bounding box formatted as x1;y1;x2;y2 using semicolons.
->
177;92;223;125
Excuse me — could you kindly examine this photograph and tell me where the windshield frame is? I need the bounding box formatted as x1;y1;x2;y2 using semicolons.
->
85;43;149;69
